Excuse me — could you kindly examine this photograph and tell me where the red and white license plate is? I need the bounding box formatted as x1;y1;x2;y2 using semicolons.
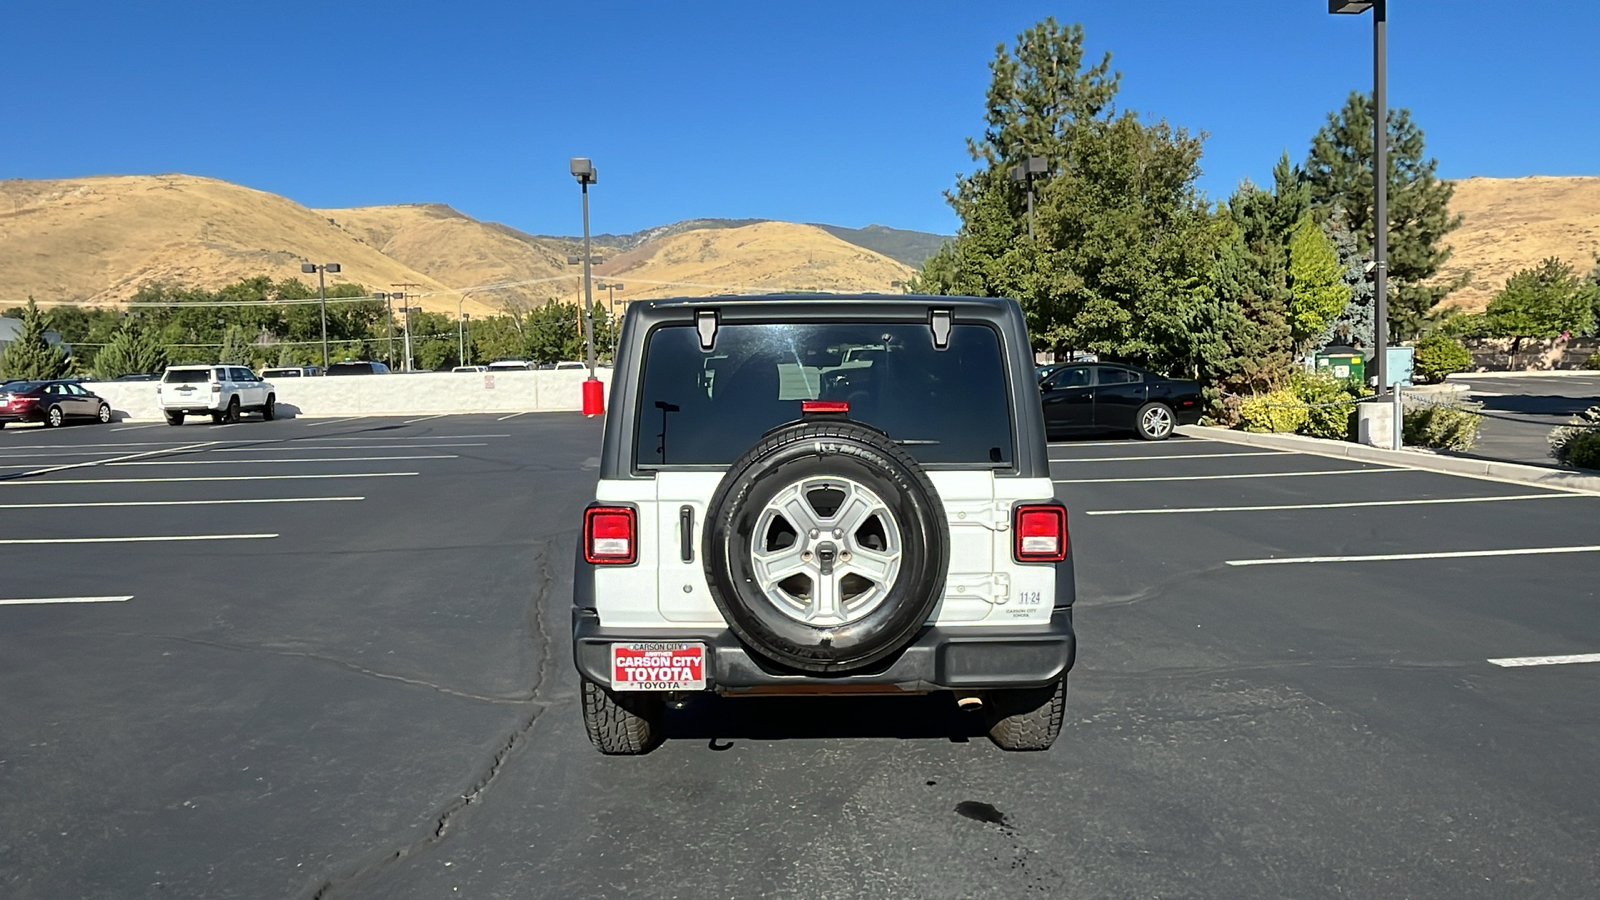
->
610;642;706;691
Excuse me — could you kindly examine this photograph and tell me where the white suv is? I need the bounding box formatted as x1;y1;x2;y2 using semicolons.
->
573;296;1075;754
158;365;276;425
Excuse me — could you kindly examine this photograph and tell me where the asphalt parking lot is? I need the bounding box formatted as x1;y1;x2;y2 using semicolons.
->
4;416;1600;899
1448;372;1600;468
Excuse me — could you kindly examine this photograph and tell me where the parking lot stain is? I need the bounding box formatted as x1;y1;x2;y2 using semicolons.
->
955;800;1008;827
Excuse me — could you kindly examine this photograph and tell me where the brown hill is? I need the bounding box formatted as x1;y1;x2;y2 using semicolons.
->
0;174;494;316
587;221;915;313
319;203;574;314
1437;175;1600;312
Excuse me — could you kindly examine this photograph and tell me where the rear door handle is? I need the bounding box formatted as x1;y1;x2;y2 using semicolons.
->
679;506;695;562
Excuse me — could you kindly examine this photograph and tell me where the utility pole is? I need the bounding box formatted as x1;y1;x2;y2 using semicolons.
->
301;262;341;371
390;283;419;370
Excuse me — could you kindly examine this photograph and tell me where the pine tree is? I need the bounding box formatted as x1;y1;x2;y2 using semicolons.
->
1315;211;1376;352
1287;215;1351;353
0;298;70;380
1305;92;1462;339
218;325;253;365
92;318;168;379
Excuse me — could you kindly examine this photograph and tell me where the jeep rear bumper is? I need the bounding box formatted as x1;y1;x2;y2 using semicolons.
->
571;607;1074;693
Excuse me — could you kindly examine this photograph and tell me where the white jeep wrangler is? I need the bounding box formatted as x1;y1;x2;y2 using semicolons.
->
573;296;1075;753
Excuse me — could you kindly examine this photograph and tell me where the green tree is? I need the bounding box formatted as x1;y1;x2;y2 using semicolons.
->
218;325;253;365
0;298;71;380
1484;257;1599;339
1315;210;1375;352
92;318;168;379
1305;91;1462;339
1287;214;1351;352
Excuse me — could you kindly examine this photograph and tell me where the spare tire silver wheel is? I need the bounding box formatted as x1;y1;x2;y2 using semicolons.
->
704;419;949;674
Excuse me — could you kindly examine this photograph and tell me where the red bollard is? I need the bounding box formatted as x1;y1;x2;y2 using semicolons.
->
582;377;605;417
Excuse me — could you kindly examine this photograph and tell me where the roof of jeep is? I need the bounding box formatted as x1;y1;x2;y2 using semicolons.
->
636;293;1011;310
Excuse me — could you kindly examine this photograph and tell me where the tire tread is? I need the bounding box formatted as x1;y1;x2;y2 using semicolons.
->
986;678;1066;751
581;678;663;755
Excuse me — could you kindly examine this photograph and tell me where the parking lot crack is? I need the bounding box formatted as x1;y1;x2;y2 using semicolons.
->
307;539;559;899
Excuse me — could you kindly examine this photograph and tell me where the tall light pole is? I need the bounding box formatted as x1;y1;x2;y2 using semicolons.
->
595;281;625;318
570;157;605;416
301;262;341;371
1009;156;1048;240
460;313;471;365
1330;0;1389;397
400;305;421;372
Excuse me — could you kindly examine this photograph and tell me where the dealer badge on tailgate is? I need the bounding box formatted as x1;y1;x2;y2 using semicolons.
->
610;642;706;691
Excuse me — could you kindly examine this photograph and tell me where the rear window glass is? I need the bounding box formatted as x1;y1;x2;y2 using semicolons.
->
633;322;1014;467
262;369;301;377
326;363;372;375
162;369;212;383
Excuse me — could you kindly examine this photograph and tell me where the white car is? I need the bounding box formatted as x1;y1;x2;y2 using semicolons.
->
158;365;276;425
452;365;490;373
573;296;1074;755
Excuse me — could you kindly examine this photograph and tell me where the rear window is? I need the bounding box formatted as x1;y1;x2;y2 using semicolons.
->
326;362;373;375
633;322;1014;467
262;369;301;378
162;369;213;384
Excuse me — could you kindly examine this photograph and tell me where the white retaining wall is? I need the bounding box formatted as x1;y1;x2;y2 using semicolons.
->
85;369;615;421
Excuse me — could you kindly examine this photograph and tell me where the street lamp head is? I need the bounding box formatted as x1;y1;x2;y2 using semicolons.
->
324;263;341;274
1329;0;1373;12
301;263;317;274
569;157;597;185
373;292;389;300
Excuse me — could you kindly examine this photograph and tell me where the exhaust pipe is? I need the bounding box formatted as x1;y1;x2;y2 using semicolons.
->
955;693;984;711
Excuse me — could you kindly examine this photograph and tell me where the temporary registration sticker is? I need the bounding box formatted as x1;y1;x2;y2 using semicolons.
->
610;642;706;691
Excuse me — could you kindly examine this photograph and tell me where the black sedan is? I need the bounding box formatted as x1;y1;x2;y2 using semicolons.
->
0;380;113;428
1038;362;1202;441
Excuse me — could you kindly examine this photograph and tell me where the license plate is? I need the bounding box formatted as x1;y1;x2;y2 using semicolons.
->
610;642;706;691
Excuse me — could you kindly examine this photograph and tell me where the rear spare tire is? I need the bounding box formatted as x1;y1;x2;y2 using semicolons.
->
703;418;949;674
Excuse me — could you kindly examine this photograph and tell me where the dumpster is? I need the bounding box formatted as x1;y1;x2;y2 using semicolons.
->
1314;347;1365;382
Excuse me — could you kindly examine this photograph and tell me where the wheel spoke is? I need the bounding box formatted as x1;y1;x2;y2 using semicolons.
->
832;486;879;536
752;543;809;592
778;494;823;536
841;546;897;585
808;570;844;623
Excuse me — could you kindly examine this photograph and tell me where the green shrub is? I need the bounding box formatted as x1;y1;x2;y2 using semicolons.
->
1403;402;1482;451
1566;433;1600;470
1289;370;1367;440
1549;405;1600;467
1584;351;1600;371
1413;334;1473;382
1238;389;1308;433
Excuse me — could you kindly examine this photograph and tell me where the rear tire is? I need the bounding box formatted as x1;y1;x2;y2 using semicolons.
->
164;411;185;426
46;405;65;428
97;403;113;424
262;394;276;421
1134;402;1175;441
580;678;664;755
985;678;1066;751
224;396;240;424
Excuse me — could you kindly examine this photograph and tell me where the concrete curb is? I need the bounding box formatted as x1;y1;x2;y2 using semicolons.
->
1176;425;1600;497
1449;370;1599;379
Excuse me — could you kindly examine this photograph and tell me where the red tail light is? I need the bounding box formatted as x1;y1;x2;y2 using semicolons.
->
1013;503;1068;562
801;400;849;414
584;506;637;565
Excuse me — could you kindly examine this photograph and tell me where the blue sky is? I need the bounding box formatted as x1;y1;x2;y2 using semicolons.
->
4;1;1594;238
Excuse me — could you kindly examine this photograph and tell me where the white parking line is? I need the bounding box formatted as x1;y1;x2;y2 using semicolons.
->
304;416;366;427
110;424;163;432
109;455;457;466
1085;493;1584;516
402;414;445;424
0;497;363;509
14;440;221;479
0;534;276;545
212;443;486;452
1048;439;1196;448
0;440;270;451
1055;469;1401;484
1227;546;1600;567
497;411;530;421
1488;653;1600;668
1051;451;1287;463
0;596;133;606
0;473;418;485
304;433;509;441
